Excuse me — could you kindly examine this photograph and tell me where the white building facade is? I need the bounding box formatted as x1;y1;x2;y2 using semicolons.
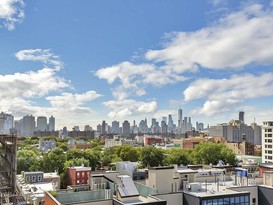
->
262;121;273;163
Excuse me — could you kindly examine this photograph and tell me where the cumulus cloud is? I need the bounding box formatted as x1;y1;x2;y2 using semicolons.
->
184;73;273;116
15;49;63;70
46;91;102;108
96;61;186;100
103;99;158;118
146;3;273;70
96;2;273;120
0;49;103;129
0;68;69;98
0;0;25;30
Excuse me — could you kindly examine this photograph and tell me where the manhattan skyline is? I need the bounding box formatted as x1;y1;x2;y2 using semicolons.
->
1;0;273;129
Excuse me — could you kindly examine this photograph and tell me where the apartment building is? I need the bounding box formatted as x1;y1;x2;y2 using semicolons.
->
262;121;273;163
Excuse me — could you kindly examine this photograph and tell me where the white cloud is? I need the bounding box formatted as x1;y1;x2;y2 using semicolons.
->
0;49;103;130
184;72;273;116
46;91;102;108
0;0;25;30
15;49;63;70
103;99;158;118
96;61;186;100
146;3;273;70
0;68;69;98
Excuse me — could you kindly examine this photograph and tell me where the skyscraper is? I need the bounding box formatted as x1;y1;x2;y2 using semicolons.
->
37;116;47;131
0;112;14;134
168;114;174;133
48;116;55;131
178;109;182;132
122;120;130;137
239;111;244;123
102;120;106;134
112;121;120;134
20;115;35;137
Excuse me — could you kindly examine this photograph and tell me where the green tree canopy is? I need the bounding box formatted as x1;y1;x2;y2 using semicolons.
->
115;145;139;162
140;146;165;167
164;148;191;166
42;147;67;173
17;149;41;174
190;142;236;165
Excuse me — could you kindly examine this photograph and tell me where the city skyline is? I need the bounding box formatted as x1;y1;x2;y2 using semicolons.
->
1;0;273;129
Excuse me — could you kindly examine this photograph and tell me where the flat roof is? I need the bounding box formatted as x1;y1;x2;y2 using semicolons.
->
185;182;250;198
149;166;174;170
176;169;198;174
259;163;273;168
69;166;92;171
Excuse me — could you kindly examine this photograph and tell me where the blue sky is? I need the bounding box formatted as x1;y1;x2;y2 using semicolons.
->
1;0;273;130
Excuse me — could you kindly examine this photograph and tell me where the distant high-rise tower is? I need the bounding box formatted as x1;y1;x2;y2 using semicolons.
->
168;114;174;133
112;121;120;134
122;120;130;137
102;120;106;134
37;116;47;131
178;109;182;132
0;112;14;134
239;111;244;123
20;115;35;137
48;116;55;131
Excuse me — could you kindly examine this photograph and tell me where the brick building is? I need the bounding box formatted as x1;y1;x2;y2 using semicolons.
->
67;166;91;185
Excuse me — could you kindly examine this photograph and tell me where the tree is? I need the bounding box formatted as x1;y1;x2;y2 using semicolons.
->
190;142;236;165
164;149;190;166
42;147;67;173
64;158;90;168
83;149;100;170
140;146;165;167
115;145;139;162
17;149;41;173
57;142;68;151
66;149;84;160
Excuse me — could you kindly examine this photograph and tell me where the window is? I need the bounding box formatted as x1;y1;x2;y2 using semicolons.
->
77;180;80;184
269;145;273;148
235;197;240;203
32;176;36;182
77;172;80;178
245;196;249;202
269;139;272;143
269;129;272;132
201;195;249;205
269;134;273;137
38;175;42;182
269;150;272;154
82;172;85;177
240;196;245;202
269;156;272;160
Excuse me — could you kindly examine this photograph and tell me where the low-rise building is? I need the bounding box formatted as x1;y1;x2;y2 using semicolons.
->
39;139;56;152
67;139;92;149
16;171;60;204
67;166;91;186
